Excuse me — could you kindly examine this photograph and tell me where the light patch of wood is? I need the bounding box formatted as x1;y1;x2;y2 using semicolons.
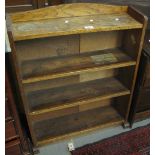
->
10;3;128;22
79;99;112;112
80;69;117;82
80;31;123;52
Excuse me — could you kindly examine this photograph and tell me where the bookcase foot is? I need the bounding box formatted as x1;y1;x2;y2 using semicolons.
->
123;122;130;129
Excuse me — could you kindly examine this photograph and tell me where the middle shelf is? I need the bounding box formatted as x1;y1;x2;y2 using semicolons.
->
21;48;136;84
27;77;130;115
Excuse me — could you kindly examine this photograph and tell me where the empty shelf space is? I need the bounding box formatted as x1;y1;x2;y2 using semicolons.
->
22;48;136;83
28;77;130;115
12;13;142;41
34;105;124;146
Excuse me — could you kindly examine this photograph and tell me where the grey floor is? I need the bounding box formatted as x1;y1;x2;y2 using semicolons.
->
37;119;150;155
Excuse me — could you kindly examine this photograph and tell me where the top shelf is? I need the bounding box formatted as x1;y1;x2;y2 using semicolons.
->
8;3;143;41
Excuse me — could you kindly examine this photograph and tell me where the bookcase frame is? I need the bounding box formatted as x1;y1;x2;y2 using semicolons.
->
7;3;147;146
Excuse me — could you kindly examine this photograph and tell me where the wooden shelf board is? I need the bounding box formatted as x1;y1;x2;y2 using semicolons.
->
33;106;124;146
28;77;130;115
22;48;136;84
12;12;142;41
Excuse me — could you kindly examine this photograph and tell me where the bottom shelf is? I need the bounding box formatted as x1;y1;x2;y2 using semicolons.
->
33;105;124;146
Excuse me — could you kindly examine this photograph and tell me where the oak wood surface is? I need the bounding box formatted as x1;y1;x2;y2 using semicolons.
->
21;48;136;83
27;77;130;114
124;6;148;122
33;106;124;146
7;3;144;41
10;3;128;22
80;31;123;52
30;99;112;121
11;13;142;41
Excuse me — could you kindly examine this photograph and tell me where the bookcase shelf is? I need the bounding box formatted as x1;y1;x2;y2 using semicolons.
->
12;12;142;41
7;3;147;146
34;106;124;146
27;77;130;115
21;48;136;84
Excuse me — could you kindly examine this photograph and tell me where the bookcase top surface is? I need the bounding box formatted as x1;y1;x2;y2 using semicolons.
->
8;3;143;41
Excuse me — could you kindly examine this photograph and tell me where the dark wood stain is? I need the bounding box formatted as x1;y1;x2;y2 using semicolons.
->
34;106;123;142
27;77;130;112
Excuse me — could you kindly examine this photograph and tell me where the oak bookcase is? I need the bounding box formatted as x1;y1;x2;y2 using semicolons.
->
7;3;147;146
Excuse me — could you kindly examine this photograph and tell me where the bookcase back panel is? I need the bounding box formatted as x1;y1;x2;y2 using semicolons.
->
15;35;80;62
24;69;117;93
80;31;123;52
79;69;117;82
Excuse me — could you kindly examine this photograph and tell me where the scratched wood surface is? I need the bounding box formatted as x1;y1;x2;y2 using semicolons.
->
21;48;136;83
33;106;124;145
27;77;130;113
12;13;142;41
8;3;143;41
10;3;128;22
24;69;116;93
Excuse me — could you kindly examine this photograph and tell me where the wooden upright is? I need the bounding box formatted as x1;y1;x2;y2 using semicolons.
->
6;3;147;146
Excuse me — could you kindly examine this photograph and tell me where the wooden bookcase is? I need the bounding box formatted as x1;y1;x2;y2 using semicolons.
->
7;3;147;146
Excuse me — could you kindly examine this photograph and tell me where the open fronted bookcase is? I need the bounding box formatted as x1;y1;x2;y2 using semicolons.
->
7;3;147;146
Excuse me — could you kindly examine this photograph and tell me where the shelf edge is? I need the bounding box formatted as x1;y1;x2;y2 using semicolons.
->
36;118;124;146
22;61;136;84
29;90;130;116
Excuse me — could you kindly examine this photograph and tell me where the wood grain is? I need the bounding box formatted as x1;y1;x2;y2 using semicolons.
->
27;77;130;114
10;3;128;22
24;75;79;93
80;31;123;52
12;13;142;41
21;48;136;83
33;106;124;146
124;6;148;123
30;99;112;121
